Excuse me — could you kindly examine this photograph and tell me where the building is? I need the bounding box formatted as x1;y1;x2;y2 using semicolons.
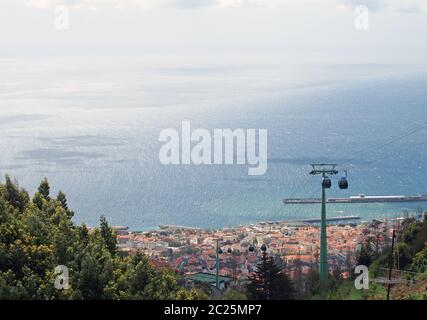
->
186;272;234;291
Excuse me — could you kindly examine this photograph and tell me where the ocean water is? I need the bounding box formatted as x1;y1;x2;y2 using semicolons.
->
1;56;427;229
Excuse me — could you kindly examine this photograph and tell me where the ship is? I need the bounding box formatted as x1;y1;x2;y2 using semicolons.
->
283;194;427;204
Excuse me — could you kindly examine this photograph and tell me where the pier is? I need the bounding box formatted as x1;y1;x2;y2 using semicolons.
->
295;215;361;223
284;194;427;205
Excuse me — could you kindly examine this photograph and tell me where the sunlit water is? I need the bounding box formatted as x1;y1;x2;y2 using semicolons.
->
1;56;427;229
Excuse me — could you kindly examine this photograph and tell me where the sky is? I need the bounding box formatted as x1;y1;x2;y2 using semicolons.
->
1;0;427;65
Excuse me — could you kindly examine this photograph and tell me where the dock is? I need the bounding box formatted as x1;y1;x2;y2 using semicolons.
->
295;215;361;223
159;224;201;231
284;194;427;205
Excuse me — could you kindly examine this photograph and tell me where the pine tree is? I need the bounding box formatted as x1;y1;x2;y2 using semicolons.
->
38;178;50;201
79;224;89;244
99;215;117;255
4;175;29;212
56;191;68;210
293;253;304;298
305;269;320;298
356;243;373;267
247;253;295;300
32;192;44;210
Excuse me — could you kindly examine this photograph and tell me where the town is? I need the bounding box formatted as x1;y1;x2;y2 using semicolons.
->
112;218;397;293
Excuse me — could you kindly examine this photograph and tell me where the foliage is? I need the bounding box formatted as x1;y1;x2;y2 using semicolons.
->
223;288;247;300
0;176;199;300
333;214;427;300
410;245;427;273
246;253;294;300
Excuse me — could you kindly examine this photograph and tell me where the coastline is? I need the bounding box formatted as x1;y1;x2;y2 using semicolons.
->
110;212;420;234
112;214;419;282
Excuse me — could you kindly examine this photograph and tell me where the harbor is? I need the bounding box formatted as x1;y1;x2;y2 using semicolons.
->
284;194;427;205
295;215;361;223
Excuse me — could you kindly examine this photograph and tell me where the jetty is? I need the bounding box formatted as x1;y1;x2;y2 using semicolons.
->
284;194;427;205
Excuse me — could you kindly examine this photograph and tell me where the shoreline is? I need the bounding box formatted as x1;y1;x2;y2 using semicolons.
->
111;213;420;235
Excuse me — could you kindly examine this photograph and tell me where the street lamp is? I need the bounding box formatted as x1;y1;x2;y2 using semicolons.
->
215;239;222;289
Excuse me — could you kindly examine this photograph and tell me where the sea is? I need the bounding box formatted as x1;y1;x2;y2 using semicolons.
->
1;55;427;230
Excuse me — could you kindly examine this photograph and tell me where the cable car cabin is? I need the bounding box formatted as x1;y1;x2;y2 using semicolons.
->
322;178;332;189
339;177;348;189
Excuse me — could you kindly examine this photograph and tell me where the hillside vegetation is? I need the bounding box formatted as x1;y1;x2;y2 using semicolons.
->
0;175;205;300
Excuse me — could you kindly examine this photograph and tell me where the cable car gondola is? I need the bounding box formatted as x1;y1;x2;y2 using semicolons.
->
322;177;332;189
338;170;348;189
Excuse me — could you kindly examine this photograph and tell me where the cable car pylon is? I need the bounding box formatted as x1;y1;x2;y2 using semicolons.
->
309;164;348;291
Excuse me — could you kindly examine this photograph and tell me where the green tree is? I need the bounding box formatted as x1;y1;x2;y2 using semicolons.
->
356;242;373;267
247;253;294;300
56;191;68;210
223;288;247;300
32;192;44;210
99;215;117;256
38;178;50;201
305;269;320;298
4;175;29;213
0;175;197;300
410;244;427;273
73;244;114;300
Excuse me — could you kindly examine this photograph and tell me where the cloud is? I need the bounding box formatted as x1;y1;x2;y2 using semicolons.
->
338;0;384;11
338;0;427;13
20;0;427;12
24;0;217;10
14;0;323;10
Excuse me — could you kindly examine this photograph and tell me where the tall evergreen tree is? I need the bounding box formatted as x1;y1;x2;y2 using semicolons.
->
32;192;44;210
56;191;68;210
247;253;295;300
78;223;90;245
38;178;50;201
99;215;117;255
4;175;29;212
356;242;373;267
305;269;320;298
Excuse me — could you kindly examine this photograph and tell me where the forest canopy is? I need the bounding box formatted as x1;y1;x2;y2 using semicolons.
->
0;175;203;300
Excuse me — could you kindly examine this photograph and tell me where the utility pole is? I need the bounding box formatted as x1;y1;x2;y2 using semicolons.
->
309;164;339;290
216;239;220;290
387;229;396;301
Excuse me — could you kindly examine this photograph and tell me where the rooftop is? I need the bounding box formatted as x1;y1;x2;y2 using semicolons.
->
186;272;233;284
